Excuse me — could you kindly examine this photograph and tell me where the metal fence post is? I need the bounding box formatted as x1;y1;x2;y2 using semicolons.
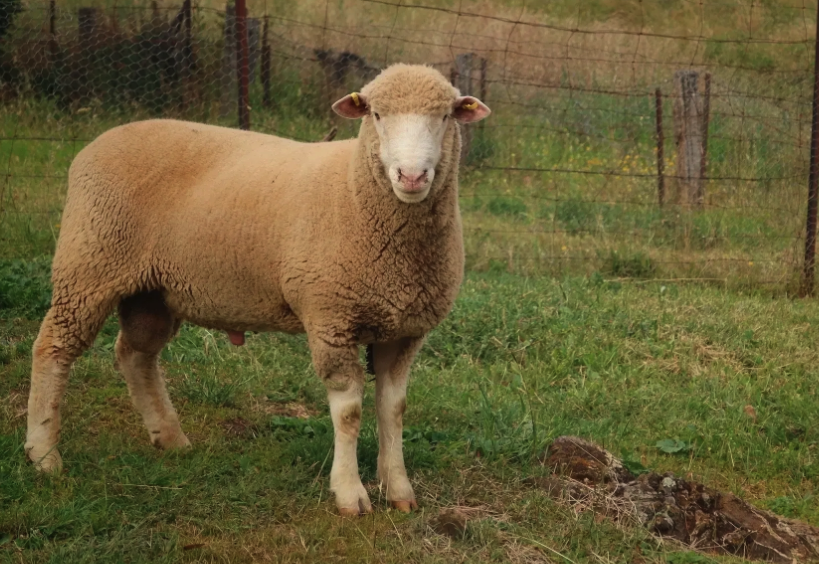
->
801;3;819;296
235;0;250;130
261;15;271;109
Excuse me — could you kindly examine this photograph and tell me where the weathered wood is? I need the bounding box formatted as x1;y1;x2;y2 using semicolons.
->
698;72;712;206
803;0;819;296
655;88;665;207
454;53;475;165
672;70;703;208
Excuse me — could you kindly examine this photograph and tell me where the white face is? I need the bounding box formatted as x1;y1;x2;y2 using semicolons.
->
371;112;449;204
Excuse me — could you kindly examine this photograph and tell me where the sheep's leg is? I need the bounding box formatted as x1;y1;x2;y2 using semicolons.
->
116;291;189;450
26;294;116;472
373;337;424;512
309;336;371;516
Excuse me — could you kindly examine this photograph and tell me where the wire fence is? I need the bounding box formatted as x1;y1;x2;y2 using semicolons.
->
1;0;817;292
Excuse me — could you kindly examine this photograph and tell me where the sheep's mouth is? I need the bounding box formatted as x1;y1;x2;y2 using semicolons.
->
392;185;431;203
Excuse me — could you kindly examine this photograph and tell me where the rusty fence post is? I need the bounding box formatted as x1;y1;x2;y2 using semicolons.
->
655;88;665;208
261;15;271;109
801;1;819;296
236;0;251;130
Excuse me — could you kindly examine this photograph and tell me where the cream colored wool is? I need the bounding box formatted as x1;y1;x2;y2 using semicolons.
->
25;64;486;515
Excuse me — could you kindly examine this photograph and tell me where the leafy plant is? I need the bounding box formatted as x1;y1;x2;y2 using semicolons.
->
656;439;691;455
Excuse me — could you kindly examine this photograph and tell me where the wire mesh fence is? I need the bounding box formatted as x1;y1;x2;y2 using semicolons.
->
1;0;816;292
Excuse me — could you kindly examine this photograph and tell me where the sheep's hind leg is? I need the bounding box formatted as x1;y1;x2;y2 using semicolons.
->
374;338;424;513
309;336;371;516
26;294;117;472
116;291;189;450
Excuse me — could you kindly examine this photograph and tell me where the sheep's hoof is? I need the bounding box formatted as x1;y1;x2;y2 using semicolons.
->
26;444;63;473
338;506;371;517
338;499;373;517
390;500;418;513
151;429;192;450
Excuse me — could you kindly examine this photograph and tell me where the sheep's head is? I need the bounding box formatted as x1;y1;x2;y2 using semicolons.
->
332;64;490;204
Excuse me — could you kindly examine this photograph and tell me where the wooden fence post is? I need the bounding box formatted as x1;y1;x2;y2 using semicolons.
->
697;71;712;207
673;70;703;209
454;53;475;165
801;0;819;296
655;88;665;208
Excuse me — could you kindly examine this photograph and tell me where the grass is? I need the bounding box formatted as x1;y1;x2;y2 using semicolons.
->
2;0;813;289
1;262;819;562
1;0;819;560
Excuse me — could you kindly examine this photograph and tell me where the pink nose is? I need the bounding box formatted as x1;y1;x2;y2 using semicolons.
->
398;169;428;192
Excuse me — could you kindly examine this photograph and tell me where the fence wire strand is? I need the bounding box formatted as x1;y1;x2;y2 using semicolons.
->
1;0;817;290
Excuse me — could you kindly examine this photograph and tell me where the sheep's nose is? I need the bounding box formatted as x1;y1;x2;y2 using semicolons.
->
398;168;428;192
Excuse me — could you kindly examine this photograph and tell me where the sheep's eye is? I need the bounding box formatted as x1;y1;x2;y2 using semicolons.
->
373;112;380;120
443;114;449;121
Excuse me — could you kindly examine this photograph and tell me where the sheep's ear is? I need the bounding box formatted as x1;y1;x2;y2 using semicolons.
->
332;92;370;119
452;96;491;123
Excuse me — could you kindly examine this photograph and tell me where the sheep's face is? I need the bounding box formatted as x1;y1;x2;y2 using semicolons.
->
333;75;490;203
371;112;447;203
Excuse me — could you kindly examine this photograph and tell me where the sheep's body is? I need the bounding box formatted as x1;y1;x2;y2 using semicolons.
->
26;64;488;515
57;119;461;344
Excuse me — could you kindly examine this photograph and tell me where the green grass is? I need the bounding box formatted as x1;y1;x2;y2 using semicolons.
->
2;1;819;560
1;262;818;562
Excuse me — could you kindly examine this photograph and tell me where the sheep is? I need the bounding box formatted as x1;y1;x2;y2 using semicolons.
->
25;63;490;516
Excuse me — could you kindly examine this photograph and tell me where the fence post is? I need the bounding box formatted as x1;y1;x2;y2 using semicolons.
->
48;0;58;60
655;88;665;208
454;53;475;165
261;16;271;109
672;70;703;208
182;0;193;74
235;0;251;130
697;72;712;206
800;1;819;296
219;3;236;117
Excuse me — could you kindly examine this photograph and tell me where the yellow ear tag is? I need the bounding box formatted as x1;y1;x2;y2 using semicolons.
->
461;101;478;110
351;92;361;107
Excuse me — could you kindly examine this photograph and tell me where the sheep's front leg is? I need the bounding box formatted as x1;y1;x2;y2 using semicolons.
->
309;337;371;516
373;337;424;512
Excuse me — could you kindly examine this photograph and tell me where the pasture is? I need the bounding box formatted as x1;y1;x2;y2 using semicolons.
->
1;0;819;561
2;251;819;562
